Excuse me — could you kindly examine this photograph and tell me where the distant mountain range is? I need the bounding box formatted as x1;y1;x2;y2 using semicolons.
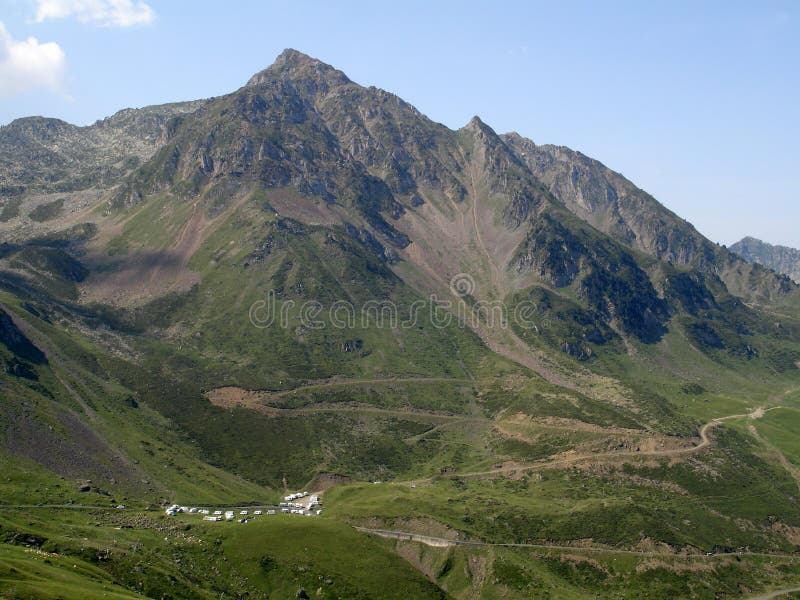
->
731;236;800;283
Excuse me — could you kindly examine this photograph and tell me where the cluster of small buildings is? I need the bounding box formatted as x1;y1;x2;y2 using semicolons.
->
202;509;276;523
279;491;323;516
165;504;187;517
165;504;275;523
284;491;309;502
164;491;322;522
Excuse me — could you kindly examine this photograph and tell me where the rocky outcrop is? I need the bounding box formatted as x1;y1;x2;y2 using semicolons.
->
0;101;206;193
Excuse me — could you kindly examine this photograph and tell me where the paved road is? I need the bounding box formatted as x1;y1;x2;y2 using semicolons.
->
355;527;800;560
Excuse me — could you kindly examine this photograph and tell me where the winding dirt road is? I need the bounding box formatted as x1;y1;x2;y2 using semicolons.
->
209;374;784;483
253;376;471;399
411;406;782;482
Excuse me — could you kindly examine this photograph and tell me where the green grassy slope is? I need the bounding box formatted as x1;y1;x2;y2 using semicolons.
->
0;292;272;507
0;507;447;599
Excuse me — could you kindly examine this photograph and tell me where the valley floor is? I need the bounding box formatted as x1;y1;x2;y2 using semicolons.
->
5;390;800;599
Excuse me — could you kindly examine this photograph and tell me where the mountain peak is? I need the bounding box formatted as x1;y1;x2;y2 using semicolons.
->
464;115;489;131
246;48;351;89
737;236;763;246
273;48;322;69
462;115;510;154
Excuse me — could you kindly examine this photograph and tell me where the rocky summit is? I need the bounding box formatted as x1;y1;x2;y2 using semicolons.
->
1;50;800;599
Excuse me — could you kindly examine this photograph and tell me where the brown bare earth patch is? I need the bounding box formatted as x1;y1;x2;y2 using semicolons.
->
394;541;439;583
81;202;206;305
361;517;463;541
554;553;610;574
634;559;730;574
266;187;339;226
207;386;264;409
467;554;489;593
495;412;700;457
306;472;354;492
769;522;800;546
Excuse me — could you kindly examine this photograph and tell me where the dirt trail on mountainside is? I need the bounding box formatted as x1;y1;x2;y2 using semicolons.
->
208;372;784;485
206;382;489;426
207;376;472;404
409;407;781;482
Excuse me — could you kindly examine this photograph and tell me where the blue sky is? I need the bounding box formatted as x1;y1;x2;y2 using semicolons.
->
1;0;798;248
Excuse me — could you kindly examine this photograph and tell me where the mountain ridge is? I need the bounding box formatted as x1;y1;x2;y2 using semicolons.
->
2;49;797;393
0;99;207;196
731;236;800;284
1;48;794;304
500;131;795;303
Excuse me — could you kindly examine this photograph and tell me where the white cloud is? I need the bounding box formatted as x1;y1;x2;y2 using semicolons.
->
34;0;155;27
0;21;66;97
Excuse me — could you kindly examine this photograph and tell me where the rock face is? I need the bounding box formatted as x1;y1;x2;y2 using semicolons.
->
99;50;789;310
501;133;721;268
731;237;800;284
0;100;206;193
500;133;791;302
1;48;791;306
0;49;797;359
